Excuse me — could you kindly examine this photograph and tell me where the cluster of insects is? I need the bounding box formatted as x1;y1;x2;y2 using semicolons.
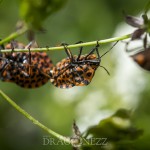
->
0;40;116;89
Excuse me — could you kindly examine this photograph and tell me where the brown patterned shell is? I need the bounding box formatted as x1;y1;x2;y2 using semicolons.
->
0;41;53;88
130;48;150;71
50;54;99;88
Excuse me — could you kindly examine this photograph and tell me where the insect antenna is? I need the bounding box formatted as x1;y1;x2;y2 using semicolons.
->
100;41;119;58
99;41;118;75
99;65;110;75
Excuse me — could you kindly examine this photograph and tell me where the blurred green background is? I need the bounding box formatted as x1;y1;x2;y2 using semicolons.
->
0;0;150;149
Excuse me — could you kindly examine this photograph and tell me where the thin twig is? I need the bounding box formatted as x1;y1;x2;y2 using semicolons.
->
0;90;71;144
0;25;28;45
0;33;132;53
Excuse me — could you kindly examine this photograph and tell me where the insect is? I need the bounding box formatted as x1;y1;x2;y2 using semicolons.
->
130;47;150;71
49;41;117;89
0;40;53;88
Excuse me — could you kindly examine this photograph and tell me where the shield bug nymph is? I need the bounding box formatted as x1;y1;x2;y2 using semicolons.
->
49;41;118;89
0;40;53;88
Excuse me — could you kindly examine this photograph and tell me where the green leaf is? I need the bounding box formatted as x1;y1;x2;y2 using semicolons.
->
82;109;143;150
19;0;68;29
144;1;150;14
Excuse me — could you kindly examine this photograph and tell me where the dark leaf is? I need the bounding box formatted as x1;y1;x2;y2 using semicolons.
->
144;34;147;49
81;109;143;150
131;28;145;40
125;15;143;27
84;109;143;146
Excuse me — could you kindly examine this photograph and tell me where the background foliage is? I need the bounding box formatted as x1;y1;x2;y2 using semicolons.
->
0;0;150;149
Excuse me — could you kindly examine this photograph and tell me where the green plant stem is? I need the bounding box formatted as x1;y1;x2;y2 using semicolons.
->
0;33;131;53
0;25;28;45
0;90;71;144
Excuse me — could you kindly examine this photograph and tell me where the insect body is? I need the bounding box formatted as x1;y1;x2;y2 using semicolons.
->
49;42;111;89
50;54;100;88
0;41;53;88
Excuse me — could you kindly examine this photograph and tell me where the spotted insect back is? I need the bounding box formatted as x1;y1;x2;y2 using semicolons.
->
16;51;53;88
50;52;100;89
0;41;53;88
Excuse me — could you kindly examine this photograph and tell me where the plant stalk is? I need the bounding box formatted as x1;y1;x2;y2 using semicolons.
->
0;33;131;53
0;90;71;144
0;25;28;45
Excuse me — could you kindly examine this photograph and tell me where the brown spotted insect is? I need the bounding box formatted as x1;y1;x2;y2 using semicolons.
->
130;47;150;71
0;40;53;88
49;41;117;89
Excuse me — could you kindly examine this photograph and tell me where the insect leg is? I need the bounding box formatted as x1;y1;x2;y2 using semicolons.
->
61;43;74;62
75;41;83;61
85;41;100;59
